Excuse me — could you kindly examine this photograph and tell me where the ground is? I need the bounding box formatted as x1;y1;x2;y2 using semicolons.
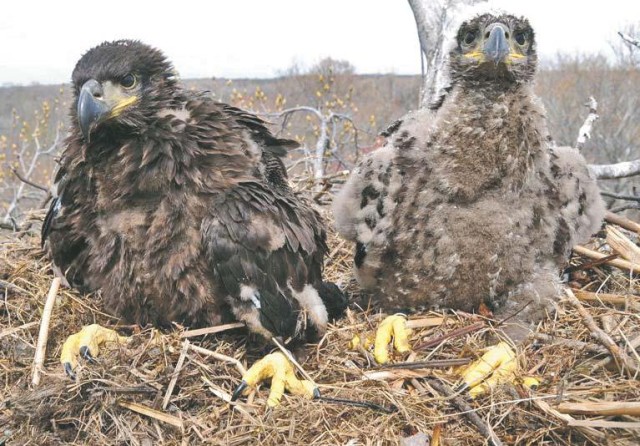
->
1;208;640;445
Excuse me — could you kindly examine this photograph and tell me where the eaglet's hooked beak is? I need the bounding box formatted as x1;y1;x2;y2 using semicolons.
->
77;79;138;140
483;23;511;63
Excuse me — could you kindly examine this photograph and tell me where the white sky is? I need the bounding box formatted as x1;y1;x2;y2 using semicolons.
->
1;0;639;86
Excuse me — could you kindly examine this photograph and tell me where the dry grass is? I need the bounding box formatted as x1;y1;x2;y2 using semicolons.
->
1;209;640;445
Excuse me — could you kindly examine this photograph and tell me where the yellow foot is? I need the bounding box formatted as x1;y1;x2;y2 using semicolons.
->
231;352;317;407
350;314;411;364
60;324;128;379
458;342;540;398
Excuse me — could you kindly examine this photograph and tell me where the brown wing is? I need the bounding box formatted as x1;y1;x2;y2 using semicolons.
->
202;181;333;341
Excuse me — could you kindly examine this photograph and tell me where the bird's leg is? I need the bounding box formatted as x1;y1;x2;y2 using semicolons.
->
231;351;317;407
456;341;540;398
60;324;129;378
350;314;412;364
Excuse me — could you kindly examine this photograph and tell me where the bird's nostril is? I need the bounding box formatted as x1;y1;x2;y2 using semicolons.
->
485;31;490;39
93;92;102;99
505;32;510;39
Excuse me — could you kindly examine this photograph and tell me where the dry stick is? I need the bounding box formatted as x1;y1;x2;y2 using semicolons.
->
568;420;640;431
189;344;246;376
567;253;619;273
605;211;640;233
415;322;485;351
374;358;471;370
0;321;38;340
573;289;640;308
180;322;245;338
590;332;640;373
427;379;504;446
532;399;605;441
31;277;61;386
117;400;184;428
162;339;190;410
271;336;315;384
532;333;607;354
564;288;640;376
573;245;640;274
557;401;640;417
201;376;257;423
607;226;640;262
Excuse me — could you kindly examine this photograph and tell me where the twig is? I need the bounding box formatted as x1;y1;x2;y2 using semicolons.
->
10;167;48;192
162;339;190;410
619;31;640;49
572;289;640;309
373;358;471;370
532;398;605;441
564;288;640;376
32;277;61;386
607;226;640;262
188;344;246;375
180;322;245;338
611;203;640;213
415;322;485;350
427;378;504;446
573;245;640;274
201;376;257;423
0;321;39;340
117;400;184;428
557;400;640;417
601;191;640;203
575;96;598;150
605;211;640;233
271;336;315;384
532;333;607;354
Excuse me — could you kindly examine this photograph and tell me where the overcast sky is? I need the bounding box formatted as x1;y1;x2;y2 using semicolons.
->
1;0;639;86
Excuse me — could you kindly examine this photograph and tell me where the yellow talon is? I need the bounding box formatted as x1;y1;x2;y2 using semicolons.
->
60;324;129;376
234;352;317;407
374;315;411;364
459;342;519;398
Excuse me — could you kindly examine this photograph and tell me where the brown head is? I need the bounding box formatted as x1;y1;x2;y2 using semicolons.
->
71;40;180;143
448;12;537;88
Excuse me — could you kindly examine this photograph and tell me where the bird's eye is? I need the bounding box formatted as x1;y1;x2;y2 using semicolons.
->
121;74;137;89
515;32;527;46
464;31;477;45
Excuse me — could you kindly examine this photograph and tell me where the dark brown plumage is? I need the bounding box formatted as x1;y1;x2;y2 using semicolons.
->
333;11;605;340
42;40;345;345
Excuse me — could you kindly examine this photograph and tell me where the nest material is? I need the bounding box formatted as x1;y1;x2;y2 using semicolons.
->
1;212;640;446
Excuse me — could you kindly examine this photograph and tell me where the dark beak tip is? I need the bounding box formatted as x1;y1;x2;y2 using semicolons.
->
77;80;109;140
484;25;511;63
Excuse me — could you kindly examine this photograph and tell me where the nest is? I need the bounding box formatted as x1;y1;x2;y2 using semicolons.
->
1;211;640;446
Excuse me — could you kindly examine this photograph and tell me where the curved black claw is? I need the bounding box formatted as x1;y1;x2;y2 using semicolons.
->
79;346;96;363
63;362;76;380
231;380;248;402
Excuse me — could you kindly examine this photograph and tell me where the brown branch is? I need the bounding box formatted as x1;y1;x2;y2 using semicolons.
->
564;288;640;376
557;400;640;417
10;167;48;192
605;211;640;233
427;379;504;446
573;245;640;274
601;190;640;202
415;322;485;350
532;333;607;354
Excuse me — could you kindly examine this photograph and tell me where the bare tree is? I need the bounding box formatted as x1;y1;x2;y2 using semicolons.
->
407;0;485;108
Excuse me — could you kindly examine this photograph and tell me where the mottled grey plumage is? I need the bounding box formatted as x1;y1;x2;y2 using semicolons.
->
333;11;604;340
42;40;346;343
